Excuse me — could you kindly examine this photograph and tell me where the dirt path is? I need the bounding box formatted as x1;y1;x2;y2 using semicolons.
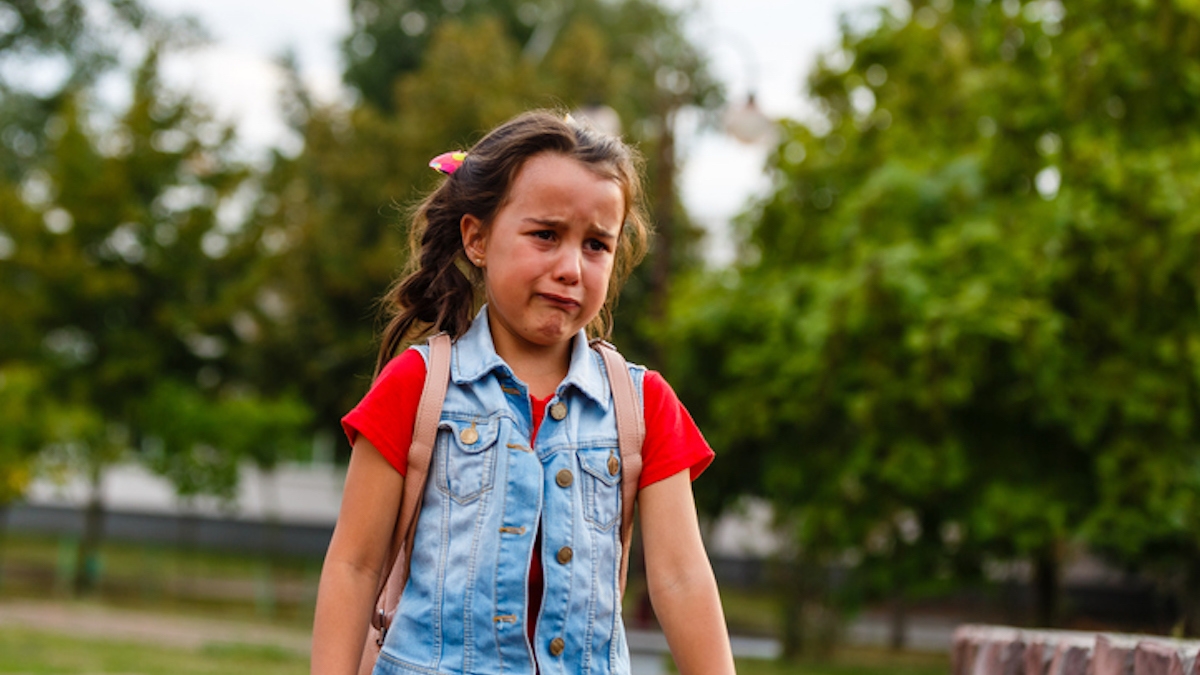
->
0;599;312;655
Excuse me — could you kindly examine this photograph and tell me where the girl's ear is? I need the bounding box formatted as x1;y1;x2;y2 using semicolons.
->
460;214;487;268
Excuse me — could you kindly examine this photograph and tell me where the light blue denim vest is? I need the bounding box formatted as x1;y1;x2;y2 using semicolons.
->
374;306;645;675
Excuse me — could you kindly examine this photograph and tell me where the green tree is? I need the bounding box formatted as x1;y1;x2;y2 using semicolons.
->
137;382;310;507
0;367;45;502
340;0;716;119
341;0;533;113
0;0;188;182
669;0;1200;642
36;398;123;593
3;41;311;591
0;365;50;572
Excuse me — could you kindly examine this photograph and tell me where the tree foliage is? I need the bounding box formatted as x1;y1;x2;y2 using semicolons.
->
669;0;1200;634
0;366;50;504
0;0;188;181
139;381;310;503
0;6;312;560
341;0;717;117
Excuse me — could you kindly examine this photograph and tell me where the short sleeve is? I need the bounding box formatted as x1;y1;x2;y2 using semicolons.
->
637;370;714;489
341;349;427;475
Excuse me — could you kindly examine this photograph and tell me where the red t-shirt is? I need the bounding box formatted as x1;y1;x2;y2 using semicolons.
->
342;348;714;644
342;348;715;487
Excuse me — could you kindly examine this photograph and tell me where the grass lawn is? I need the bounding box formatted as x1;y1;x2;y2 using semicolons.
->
0;627;309;675
0;533;952;675
0;625;947;675
718;586;784;636
0;533;319;627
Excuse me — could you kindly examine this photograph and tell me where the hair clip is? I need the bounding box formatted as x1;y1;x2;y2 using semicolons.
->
429;150;467;175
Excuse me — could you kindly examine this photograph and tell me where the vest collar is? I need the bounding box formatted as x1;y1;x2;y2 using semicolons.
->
451;306;610;409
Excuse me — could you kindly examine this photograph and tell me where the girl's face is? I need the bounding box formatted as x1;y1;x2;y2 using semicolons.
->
462;152;624;359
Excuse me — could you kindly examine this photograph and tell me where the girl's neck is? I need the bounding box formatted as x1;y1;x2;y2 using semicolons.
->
490;329;572;399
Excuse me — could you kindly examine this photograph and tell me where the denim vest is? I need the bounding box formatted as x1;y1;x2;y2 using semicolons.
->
374;306;645;675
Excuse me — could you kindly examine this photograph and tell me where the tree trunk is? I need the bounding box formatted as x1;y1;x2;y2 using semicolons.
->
650;106;676;324
72;466;105;595
1033;548;1060;628
176;502;200;598
781;592;804;659
779;557;807;659
0;503;9;588
258;468;280;617
1181;558;1200;637
889;589;908;651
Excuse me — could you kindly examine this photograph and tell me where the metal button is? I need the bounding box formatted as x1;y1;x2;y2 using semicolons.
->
549;637;565;656
556;546;573;564
460;423;479;445
555;469;573;488
549;401;567;421
607;455;620;476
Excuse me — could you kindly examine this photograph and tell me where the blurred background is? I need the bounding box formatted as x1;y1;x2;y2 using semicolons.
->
2;0;1199;673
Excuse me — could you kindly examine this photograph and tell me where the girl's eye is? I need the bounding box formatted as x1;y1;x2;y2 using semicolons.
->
585;239;611;253
532;230;555;241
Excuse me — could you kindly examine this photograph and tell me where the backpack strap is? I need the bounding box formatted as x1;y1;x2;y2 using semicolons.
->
367;333;451;648
590;339;645;597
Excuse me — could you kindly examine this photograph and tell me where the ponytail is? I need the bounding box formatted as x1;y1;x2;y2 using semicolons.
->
373;214;479;377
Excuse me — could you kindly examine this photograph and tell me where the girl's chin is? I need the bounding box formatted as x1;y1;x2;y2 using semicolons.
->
527;315;587;344
494;306;598;349
530;324;576;345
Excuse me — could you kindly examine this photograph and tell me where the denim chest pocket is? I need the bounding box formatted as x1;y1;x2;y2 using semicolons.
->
578;448;622;531
436;416;499;504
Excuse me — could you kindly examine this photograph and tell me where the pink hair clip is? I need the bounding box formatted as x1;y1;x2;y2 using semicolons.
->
429;150;467;175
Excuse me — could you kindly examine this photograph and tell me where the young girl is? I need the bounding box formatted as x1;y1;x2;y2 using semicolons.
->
311;111;735;675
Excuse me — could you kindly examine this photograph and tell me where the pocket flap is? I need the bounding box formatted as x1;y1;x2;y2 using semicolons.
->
578;448;620;487
439;417;499;454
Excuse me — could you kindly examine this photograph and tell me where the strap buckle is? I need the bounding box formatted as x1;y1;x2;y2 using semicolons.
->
376;608;388;646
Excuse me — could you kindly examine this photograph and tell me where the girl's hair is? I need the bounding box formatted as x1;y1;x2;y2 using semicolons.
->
374;110;650;375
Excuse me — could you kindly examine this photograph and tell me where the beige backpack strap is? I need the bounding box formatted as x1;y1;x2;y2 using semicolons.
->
363;332;451;667
591;339;645;597
396;332;451;577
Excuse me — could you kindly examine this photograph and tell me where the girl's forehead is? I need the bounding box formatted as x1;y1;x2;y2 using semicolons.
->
507;154;624;210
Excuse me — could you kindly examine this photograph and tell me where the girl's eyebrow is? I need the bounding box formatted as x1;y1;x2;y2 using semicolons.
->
524;217;619;239
524;217;563;227
589;225;618;241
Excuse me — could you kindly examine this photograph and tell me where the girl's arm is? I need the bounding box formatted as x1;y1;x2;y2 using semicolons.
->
640;469;736;675
311;436;404;675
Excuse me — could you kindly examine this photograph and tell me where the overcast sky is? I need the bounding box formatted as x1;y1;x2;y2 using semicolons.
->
141;0;885;264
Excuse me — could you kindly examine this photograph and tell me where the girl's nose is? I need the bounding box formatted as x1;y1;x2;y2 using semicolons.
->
553;247;582;284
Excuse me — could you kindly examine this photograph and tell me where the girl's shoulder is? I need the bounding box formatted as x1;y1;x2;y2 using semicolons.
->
638;368;715;488
342;347;429;476
377;346;428;385
640;370;685;417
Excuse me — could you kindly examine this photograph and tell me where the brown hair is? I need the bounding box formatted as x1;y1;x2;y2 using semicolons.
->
374;110;650;375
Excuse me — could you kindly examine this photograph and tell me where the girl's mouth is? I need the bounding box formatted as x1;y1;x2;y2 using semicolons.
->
539;293;581;310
